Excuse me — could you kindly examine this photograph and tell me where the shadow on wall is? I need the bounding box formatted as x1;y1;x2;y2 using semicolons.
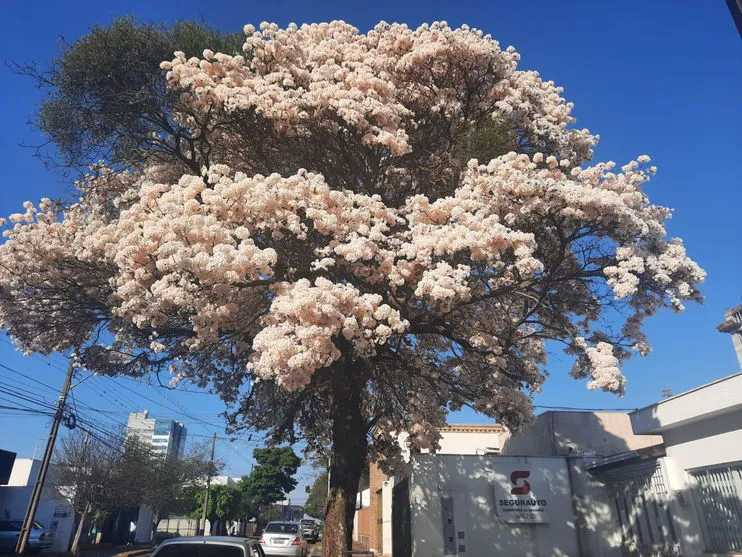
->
407;452;576;557
397;411;718;557
501;411;660;459
499;412;637;556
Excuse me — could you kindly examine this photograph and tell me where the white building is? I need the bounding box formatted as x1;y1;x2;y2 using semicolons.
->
355;424;508;556
0;458;75;553
126;410;187;458
626;371;742;555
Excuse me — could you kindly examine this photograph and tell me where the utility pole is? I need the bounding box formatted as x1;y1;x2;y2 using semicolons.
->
200;432;217;536
16;358;75;555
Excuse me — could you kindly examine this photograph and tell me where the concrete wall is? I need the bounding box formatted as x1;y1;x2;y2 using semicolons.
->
500;413;555;456
381;478;394;556
661;408;742;470
658;457;706;556
6;459;36;486
409;454;582;557
435;431;505;455
630;372;742;436
503;411;662;458
567;459;622;557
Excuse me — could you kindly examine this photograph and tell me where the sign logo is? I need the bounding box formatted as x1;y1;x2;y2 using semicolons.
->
495;466;548;523
510;471;531;495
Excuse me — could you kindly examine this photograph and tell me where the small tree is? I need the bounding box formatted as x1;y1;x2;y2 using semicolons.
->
52;432;119;554
238;447;300;526
188;484;242;535
303;472;328;521
137;442;216;535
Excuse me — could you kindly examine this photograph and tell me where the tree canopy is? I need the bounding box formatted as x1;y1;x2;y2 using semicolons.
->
188;484;242;533
303;471;328;521
0;20;704;557
238;447;301;520
12;17;243;172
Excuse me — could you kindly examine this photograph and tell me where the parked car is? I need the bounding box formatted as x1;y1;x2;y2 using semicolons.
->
298;520;318;543
259;522;307;557
151;537;265;557
0;520;54;555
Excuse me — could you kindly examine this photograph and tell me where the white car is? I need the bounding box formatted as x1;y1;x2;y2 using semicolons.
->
259;522;308;557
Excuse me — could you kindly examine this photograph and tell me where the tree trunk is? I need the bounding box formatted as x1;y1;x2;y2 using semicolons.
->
323;373;368;557
70;512;88;555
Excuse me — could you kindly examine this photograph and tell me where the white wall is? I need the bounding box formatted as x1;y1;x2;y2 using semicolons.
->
435;431;504;455
0;474;75;553
661;409;742;471
630;372;742;436
6;459;36;486
658;457;706;556
409;454;581;557
381;478;394;556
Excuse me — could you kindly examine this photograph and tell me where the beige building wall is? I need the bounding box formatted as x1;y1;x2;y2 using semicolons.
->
503;411;663;457
434;424;509;455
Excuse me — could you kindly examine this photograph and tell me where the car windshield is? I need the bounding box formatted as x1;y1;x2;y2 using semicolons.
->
264;523;298;534
155;543;244;557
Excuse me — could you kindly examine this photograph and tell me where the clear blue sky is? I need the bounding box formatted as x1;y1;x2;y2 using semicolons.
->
0;0;740;499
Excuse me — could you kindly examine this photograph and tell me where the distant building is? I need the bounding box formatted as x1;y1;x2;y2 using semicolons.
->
718;303;742;370
126;410;186;459
210;476;242;486
125;411;186;544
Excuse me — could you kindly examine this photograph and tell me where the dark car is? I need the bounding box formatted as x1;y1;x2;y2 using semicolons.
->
0;520;54;555
151;537;265;557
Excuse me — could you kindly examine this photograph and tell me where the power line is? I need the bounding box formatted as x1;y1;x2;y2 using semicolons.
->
0;362;63;394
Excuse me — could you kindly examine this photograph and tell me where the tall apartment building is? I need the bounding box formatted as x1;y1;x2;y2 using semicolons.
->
126;410;187;458
718;303;742;369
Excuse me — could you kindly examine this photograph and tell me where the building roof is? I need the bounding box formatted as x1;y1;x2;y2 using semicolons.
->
630;371;742;434
440;423;507;434
582;443;666;472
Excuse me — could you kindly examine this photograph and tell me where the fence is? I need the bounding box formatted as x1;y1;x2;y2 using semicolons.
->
601;460;681;557
690;463;742;552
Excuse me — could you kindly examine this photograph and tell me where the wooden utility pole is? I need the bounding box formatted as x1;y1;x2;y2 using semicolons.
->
16;359;75;555
200;432;217;536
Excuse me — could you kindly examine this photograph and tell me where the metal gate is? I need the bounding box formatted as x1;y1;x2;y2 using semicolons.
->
690;464;742;552
600;460;681;557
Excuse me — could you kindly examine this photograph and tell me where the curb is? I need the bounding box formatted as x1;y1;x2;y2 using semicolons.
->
112;549;154;557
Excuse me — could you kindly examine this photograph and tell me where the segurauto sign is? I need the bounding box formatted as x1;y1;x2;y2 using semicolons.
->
494;466;549;523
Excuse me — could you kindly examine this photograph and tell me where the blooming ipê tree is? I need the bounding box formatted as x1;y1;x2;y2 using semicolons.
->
0;21;704;556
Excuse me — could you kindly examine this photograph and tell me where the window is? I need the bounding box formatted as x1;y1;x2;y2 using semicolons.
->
155;543;244;557
264;523;298;534
690;464;742;552
154;420;173;435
